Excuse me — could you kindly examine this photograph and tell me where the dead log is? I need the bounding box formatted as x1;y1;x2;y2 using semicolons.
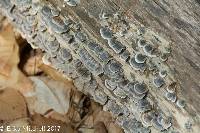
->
0;0;199;132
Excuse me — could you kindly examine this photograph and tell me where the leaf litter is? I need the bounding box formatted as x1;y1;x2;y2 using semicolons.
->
0;19;123;132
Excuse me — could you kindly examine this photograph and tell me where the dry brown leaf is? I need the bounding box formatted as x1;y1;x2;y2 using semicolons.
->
83;101;123;133
45;111;71;124
107;123;123;133
0;24;33;95
70;90;84;107
3;118;30;133
0;24;19;78
94;121;108;133
93;111;113;124
78;128;94;133
29;76;72;115
66;106;81;123
0;88;27;121
83;115;94;128
31;114;76;133
39;64;73;84
14;31;27;47
0;13;5;26
22;50;43;76
93;111;123;133
25;96;37;115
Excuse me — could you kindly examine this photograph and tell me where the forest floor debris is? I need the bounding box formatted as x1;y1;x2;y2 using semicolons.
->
0;20;123;133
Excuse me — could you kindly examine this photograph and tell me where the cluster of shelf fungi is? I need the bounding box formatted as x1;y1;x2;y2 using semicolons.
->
0;0;198;133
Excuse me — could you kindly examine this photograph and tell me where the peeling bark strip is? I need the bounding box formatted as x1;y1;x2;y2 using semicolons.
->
0;0;199;133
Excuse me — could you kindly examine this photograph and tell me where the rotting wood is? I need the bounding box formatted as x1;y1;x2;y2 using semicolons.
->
0;0;199;132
